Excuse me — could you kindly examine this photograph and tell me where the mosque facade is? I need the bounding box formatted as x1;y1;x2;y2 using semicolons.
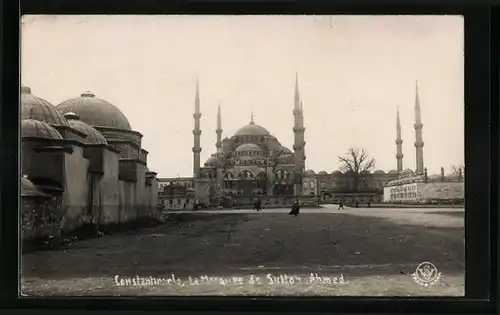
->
158;79;464;208
20;87;159;243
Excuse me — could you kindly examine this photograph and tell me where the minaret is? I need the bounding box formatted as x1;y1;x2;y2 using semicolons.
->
293;73;306;195
414;81;425;175
216;102;222;154
192;79;202;179
395;106;404;174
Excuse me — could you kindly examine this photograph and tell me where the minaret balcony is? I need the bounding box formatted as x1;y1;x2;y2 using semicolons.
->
192;130;202;136
414;142;424;148
193;113;202;119
293;127;305;133
396;153;404;159
192;147;202;153
413;123;423;129
395;139;403;145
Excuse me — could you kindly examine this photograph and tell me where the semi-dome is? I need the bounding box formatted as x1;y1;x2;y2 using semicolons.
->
331;170;343;176
57;91;132;130
234;121;271;137
373;170;386;175
388;170;399;175
276;145;293;155
205;155;217;165
63;112;108;145
318;171;328;175
235;143;263;152
21;119;63;139
21;86;69;126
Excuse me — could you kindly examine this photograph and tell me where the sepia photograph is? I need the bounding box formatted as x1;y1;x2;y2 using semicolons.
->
20;15;464;296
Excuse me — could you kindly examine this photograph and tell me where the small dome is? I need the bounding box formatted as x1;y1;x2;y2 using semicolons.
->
57;91;132;130
21;119;63;139
235;143;263;152
205;155;217;165
64;112;108;145
318;171;328;175
305;170;316;176
21;86;69;126
234;122;271;137
388;170;399;175
373;170;386;175
331;170;343;176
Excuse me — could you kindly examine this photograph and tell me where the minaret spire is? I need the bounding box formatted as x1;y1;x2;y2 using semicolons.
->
294;72;300;109
192;78;202;179
216;101;222;153
293;74;306;195
395;106;404;174
250;111;255;125
414;81;425;175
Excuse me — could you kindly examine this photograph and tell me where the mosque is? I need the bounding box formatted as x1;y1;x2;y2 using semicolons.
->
158;78;464;209
20;87;159;243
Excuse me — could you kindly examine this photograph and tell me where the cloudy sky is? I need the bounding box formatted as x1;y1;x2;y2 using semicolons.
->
21;15;464;177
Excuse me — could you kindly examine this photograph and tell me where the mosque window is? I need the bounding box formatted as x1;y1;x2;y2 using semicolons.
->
178;198;181;204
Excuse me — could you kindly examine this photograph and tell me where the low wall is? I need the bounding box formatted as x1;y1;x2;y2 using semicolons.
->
321;192;382;204
228;195;320;208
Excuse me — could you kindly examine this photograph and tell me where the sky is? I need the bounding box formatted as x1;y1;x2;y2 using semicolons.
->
21;15;464;178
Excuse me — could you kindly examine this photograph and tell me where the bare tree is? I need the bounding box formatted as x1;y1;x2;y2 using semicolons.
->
337;148;376;191
450;164;465;177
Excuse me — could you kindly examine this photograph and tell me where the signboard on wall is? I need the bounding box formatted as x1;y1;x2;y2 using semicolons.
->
387;183;418;201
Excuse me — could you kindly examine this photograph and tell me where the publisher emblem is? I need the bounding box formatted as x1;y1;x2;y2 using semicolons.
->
412;262;441;287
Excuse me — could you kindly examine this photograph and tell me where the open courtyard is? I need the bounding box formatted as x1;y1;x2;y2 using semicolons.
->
21;205;464;296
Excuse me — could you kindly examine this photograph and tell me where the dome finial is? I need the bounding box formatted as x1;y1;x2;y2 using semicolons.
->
250;112;255;125
21;86;31;94
81;91;95;97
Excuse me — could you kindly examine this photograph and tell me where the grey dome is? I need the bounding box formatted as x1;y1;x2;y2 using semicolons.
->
234;121;270;137
63;112;108;145
57;91;132;130
21;86;69;126
21;119;63;139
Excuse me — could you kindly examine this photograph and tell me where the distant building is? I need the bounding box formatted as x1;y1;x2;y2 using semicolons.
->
20;87;159;241
157;179;195;209
382;82;464;204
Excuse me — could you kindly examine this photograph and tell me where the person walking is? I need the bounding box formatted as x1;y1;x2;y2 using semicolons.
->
338;199;344;210
289;200;300;216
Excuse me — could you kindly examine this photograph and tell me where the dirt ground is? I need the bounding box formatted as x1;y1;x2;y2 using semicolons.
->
21;207;465;296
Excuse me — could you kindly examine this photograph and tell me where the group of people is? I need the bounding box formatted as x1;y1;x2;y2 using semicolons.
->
252;198;302;216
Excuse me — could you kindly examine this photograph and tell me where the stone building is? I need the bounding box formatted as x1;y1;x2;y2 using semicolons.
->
20;86;159;242
157;179;195;210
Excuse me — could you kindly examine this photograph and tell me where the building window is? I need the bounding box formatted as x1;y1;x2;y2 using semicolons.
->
178;198;181;204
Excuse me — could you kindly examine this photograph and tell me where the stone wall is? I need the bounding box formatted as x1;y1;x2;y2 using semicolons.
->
97;147;120;224
322;192;382;204
60;144;90;232
230;194;319;208
21;196;62;240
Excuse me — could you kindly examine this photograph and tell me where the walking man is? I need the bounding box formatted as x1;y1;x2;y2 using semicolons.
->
289;200;300;216
338;199;344;210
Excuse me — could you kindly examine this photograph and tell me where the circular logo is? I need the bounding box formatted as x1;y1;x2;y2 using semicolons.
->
412;262;441;287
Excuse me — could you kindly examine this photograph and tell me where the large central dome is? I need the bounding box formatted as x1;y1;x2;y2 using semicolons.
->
57;91;132;131
234;121;271;137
